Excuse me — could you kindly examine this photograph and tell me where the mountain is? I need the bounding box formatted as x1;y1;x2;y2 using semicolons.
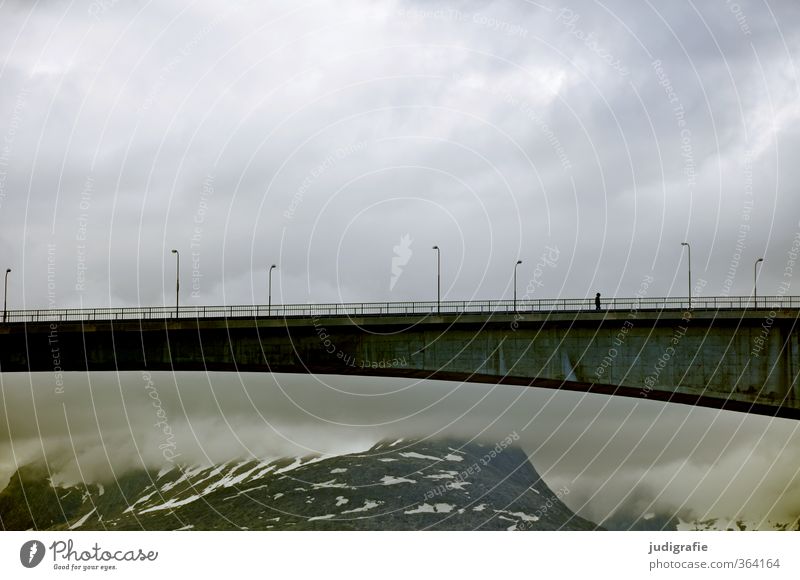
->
676;517;800;531
0;437;600;531
600;508;800;532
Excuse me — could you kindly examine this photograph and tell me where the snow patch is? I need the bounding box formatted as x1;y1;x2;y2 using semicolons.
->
387;438;404;447
380;475;416;485
330;468;347;474
443;454;463;462
404;502;453;514
400;452;440;461
507;511;539;522
251;462;276;479
139;494;203;514
405;503;435;514
342;500;380;514
311;479;351;490
335;496;349;507
275;458;303;474
157;465;174;478
424;470;460;480
201;461;267;495
123;488;159;514
161;464;207;493
378;458;397;462
69;508;96;530
224;483;272;501
309;514;335;521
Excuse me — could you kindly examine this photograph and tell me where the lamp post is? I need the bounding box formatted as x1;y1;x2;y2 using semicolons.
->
3;268;10;323
754;257;764;309
514;260;522;313
432;245;440;313
681;242;691;308
268;264;277;315
171;249;180;318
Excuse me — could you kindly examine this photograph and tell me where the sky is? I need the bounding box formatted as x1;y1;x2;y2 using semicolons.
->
1;0;800;528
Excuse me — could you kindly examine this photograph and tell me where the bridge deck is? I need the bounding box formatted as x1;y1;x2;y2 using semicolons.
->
1;298;798;420
1;295;798;323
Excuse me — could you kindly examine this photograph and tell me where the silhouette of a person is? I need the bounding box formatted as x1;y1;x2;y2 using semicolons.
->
595;292;601;310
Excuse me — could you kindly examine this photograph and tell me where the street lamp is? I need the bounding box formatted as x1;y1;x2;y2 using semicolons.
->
681;242;691;308
171;249;180;318
3;268;10;323
754;257;764;308
268;264;277;315
432;245;440;314
513;260;523;313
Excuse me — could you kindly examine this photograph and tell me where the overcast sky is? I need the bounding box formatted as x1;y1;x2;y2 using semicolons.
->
1;0;799;528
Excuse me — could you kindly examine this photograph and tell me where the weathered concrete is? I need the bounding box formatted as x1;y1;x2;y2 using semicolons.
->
0;308;798;418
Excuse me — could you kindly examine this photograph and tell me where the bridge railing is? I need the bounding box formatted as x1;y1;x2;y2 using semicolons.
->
2;295;799;323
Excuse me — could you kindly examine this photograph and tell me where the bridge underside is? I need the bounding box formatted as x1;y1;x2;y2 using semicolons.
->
1;309;798;419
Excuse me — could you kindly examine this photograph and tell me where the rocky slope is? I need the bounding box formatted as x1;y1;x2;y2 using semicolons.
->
0;437;600;531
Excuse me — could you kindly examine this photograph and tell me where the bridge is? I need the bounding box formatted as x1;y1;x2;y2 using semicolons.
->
0;295;798;419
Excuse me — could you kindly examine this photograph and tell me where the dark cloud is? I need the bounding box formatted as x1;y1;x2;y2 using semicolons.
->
1;0;799;527
1;372;798;527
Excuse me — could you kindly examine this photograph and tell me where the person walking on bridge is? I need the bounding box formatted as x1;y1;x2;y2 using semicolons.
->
595;292;601;311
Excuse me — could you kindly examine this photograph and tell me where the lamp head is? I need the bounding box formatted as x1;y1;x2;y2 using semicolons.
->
171;249;178;254
516;260;522;265
432;245;438;250
5;268;9;273
757;258;764;263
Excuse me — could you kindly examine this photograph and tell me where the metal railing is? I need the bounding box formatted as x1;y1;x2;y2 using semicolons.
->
1;295;798;323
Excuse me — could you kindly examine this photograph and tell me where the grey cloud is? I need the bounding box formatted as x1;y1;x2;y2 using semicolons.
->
1;0;799;526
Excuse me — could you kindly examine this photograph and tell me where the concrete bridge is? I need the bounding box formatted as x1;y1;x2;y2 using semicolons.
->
0;296;798;419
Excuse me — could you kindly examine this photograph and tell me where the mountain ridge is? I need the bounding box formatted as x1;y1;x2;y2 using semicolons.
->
0;436;600;531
